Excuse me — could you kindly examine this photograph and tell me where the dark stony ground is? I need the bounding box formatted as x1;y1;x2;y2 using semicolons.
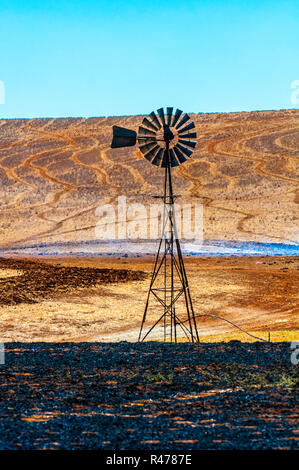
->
0;342;298;450
0;257;145;305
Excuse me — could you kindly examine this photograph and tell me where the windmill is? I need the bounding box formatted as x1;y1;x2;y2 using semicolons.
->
111;107;199;343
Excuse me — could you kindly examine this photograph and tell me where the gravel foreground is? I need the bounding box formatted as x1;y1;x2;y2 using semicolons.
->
0;342;298;450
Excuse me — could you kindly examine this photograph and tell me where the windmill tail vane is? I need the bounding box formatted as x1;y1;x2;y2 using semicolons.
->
111;107;200;343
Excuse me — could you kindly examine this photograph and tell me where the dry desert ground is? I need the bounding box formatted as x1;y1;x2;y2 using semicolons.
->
0;109;298;248
0;110;298;341
0;255;297;342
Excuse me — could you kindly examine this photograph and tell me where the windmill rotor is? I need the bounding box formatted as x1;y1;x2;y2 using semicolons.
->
137;108;197;167
111;107;197;168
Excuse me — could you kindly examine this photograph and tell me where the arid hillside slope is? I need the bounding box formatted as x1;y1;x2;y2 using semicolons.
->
0;110;298;249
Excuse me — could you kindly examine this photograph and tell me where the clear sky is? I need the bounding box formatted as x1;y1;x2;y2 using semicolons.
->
0;0;298;118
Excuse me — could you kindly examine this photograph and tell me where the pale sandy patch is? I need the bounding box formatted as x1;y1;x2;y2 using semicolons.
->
0;269;23;279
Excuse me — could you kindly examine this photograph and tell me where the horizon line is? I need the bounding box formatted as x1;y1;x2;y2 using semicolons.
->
0;107;298;121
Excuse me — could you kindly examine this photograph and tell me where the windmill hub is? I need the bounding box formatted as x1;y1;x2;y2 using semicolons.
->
163;125;174;143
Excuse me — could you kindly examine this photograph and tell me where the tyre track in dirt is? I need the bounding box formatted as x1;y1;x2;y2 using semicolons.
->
117;158;153;195
0;119;110;247
0;120;85;246
0;119;36;170
209;123;298;181
168;125;285;241
1;112;298;248
175;120;275;199
99;148;126;198
176;161;206;200
17;119;103;241
203;123;299;242
211;122;298;240
0;119;52;209
70;143;156;239
175;128;259;237
70;138;109;188
175;120;298;243
0;119;74;212
10;204;100;246
242;127;299;185
274;129;299;153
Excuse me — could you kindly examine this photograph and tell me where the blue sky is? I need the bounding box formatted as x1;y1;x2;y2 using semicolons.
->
0;0;298;118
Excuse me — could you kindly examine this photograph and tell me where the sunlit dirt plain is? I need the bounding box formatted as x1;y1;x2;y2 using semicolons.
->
0;256;298;342
0;111;298;450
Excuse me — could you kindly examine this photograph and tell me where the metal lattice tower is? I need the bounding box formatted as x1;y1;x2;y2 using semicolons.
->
111;107;200;342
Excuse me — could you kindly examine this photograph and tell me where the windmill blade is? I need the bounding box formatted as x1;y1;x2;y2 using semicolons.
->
138;136;157;144
151;148;164;166
149;111;162;129
178;139;196;149
172;109;183;127
139;141;158;155
178;121;195;134
138;126;156;137
143;145;160;162
176;143;193;158
166;107;173;126
169;149;179;167
179;131;197;139
111;126;137;148
175;113;191;130
173;147;187;164
157;108;166;127
142;117;159;131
